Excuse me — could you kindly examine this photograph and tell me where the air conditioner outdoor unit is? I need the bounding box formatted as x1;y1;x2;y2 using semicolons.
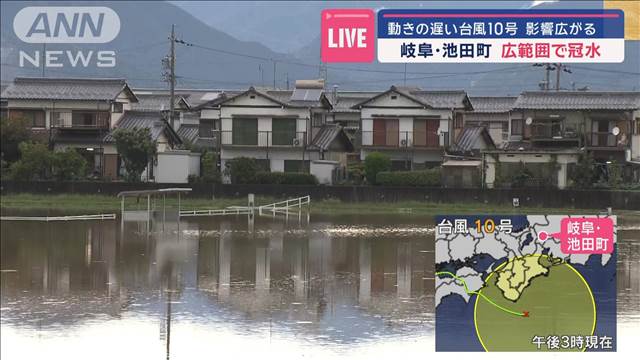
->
292;138;301;146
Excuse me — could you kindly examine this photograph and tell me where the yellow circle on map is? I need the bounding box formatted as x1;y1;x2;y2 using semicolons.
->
474;254;596;352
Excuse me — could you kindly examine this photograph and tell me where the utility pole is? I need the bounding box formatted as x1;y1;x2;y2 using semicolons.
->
169;24;176;129
554;63;571;91
41;43;46;77
403;63;407;86
272;59;276;89
545;65;550;91
285;72;289;90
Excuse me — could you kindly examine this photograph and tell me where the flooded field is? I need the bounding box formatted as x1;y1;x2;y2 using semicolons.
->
1;212;638;358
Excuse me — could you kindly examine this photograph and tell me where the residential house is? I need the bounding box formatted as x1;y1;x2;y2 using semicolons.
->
1;77;138;178
483;91;640;189
195;80;353;182
464;96;517;147
352;86;473;170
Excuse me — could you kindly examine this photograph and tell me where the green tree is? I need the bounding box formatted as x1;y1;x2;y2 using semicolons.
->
569;152;596;188
364;152;391;185
113;128;156;182
1;117;32;163
226;157;258;184
607;161;623;188
201;151;220;183
51;148;87;181
9;142;52;180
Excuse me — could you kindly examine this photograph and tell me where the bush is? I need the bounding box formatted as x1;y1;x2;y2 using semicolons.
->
569;152;596;189
255;172;318;185
364;152;390;185
1;117;32;163
201;151;220;183
376;169;441;187
51;148;87;181
9;142;52;180
113;128;156;182
227;157;259;184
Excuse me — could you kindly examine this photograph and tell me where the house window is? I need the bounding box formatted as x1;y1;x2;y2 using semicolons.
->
511;119;523;135
272;118;297;145
199;120;214;138
232;118;258;145
284;160;310;173
373;118;399;146
112;102;124;113
635;118;640;135
502;122;509;140
9;109;45;128
313;113;324;127
413;118;440;147
454;113;463;129
71;111;109;128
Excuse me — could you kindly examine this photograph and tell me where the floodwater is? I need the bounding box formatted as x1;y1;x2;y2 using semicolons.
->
0;211;638;359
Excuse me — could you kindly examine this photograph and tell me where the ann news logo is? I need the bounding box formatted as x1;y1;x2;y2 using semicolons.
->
13;7;120;68
321;9;375;63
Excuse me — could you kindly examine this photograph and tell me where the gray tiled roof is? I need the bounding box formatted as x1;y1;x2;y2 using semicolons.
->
177;124;199;144
104;111;179;143
308;124;353;151
130;94;190;112
352;86;472;110
1;77;134;101
514;91;640;110
449;126;495;154
410;90;471;109
330;92;379;113
468;96;517;113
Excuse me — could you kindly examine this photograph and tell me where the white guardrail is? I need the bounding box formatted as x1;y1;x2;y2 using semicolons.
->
179;196;310;217
1;214;117;221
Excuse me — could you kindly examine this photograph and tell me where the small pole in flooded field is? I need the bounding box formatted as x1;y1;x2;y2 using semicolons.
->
248;193;255;210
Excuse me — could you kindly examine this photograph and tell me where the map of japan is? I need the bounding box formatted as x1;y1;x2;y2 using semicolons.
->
435;215;617;352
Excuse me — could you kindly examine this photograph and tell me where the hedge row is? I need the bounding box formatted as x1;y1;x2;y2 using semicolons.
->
254;172;318;185
376;169;441;187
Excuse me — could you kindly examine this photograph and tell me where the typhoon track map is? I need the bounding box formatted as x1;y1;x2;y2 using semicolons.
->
435;215;616;352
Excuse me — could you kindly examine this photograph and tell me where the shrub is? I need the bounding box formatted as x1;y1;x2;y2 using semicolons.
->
201;151;220;183
346;162;365;185
376;169;441;187
1;117;32;163
255;172;318;185
227;157;259;184
51;148;87;181
113;128;156;182
364;152;390;185
569;152;596;189
9;142;52;180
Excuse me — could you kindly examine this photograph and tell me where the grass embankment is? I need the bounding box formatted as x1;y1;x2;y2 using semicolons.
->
2;193;638;219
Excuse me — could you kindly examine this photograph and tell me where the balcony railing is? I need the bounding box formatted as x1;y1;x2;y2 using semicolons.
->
586;132;627;148
52;117;109;129
360;130;448;148
530;122;580;140
220;131;307;147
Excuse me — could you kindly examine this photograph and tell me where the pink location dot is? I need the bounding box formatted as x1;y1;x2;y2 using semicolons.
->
538;231;548;241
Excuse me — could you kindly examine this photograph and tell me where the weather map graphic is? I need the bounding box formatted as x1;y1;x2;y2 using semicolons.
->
435;215;616;352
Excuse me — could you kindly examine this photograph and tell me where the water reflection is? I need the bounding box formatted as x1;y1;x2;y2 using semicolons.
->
1;212;638;358
1;214;437;359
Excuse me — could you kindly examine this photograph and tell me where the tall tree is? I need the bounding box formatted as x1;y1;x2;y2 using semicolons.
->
113;128;157;182
1;116;32;163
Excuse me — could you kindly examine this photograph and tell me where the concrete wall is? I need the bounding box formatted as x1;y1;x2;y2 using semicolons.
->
484;152;579;189
310;160;339;185
154;151;201;184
